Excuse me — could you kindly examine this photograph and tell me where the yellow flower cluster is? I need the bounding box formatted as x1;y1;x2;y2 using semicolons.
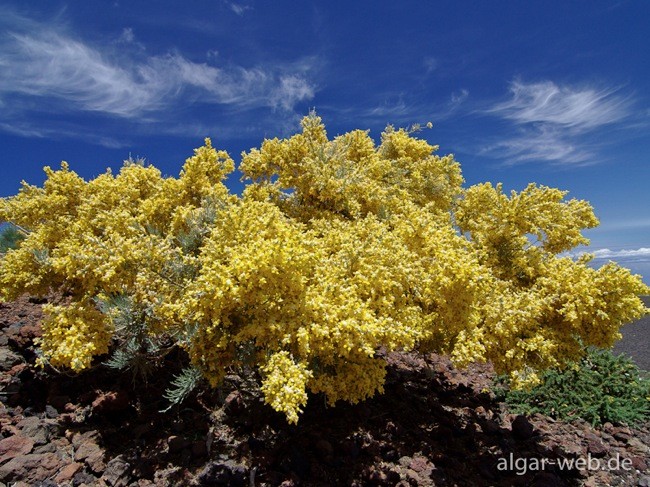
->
1;112;647;421
1;141;235;371
260;351;312;424
37;300;112;371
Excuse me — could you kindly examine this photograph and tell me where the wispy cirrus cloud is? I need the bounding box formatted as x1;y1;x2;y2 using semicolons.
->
226;2;253;16
434;89;469;121
365;94;410;120
568;247;650;261
1;31;158;117
0;9;316;137
483;79;633;165
327;86;469;129
0;121;128;148
480;125;592;165
588;248;650;259
450;89;469;106
490;80;629;129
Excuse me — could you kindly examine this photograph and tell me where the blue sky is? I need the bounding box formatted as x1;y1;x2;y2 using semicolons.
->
0;1;648;283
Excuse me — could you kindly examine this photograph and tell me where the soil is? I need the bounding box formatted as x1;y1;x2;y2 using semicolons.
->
0;294;649;486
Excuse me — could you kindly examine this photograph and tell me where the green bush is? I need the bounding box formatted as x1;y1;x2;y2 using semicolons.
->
494;346;650;426
0;224;25;253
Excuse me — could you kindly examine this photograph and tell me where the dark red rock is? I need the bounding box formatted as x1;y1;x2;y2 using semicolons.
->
630;455;647;471
511;415;535;441
73;470;98;485
54;462;83;485
627;437;650;455
74;434;106;473
91;390;130;413
365;467;388;485
611;427;632;442
18;323;41;342
5;322;41;348
532;472;567;487
195;460;248;487
409;455;433;474
1;295;650;487
0;434;34;462
16;417;55;446
224;390;244;415
586;438;608;458
0;349;22;371
167;435;191;453
101;455;131;487
0;452;62;483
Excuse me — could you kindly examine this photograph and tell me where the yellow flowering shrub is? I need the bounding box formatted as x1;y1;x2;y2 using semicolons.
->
260;351;312;424
1;112;647;421
454;182;648;386
37;300;112;372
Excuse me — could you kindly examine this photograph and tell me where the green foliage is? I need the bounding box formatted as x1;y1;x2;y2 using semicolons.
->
99;294;162;383
162;366;204;412
0;224;25;252
494;346;650;426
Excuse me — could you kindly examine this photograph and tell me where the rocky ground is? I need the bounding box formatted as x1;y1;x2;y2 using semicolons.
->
0;294;649;487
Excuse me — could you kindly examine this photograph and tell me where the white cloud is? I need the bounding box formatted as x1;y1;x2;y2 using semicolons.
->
481;125;592;166
590;248;650;260
272;75;316;111
328;86;469;128
119;27;135;44
228;3;252;16
0;32;162;116
569;248;650;261
450;89;469;106
0;122;128;148
366;95;410;119
484;79;632;165
491;80;629;130
0;12;316;123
